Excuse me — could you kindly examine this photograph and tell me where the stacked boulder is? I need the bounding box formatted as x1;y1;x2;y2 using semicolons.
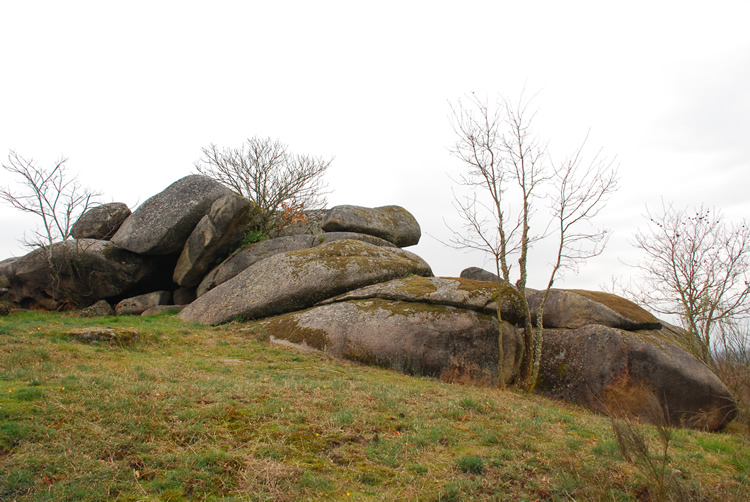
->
0;174;738;430
0;175;424;316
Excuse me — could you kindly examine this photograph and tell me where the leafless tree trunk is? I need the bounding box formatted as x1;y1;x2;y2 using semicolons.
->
0;150;98;250
448;93;618;391
195;137;332;237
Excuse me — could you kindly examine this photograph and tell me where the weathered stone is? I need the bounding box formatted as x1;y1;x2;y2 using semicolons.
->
179;239;433;325
141;305;186;316
71;202;131;240
527;289;662;331
537;324;737;431
173;194;255;287
1;239;153;310
76;299;114;317
111;175;232;255
321;275;524;324
172;287;196;305
321;205;421;247
0;301;10;316
460;267;500;282
196;234;316;297
258;299;522;385
115;291;171;316
313;232;396;248
64;327;139;346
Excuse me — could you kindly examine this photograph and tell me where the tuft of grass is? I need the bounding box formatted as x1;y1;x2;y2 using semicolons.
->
0;310;748;500
456;455;485;474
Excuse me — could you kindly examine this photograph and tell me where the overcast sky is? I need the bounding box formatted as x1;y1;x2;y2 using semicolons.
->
2;1;748;292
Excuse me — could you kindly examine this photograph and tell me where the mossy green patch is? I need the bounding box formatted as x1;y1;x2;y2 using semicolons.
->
255;313;330;350
568;289;660;325
391;276;439;296
351;299;456;319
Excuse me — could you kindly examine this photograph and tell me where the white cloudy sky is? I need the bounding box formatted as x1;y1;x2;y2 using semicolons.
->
1;1;748;291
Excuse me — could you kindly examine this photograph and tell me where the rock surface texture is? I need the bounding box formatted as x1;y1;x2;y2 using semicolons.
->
112;175;232;255
179;239;433;325
71;202;131;240
0;239;153;309
538;324;737;431
196;235;317;297
321;205;421;247
115;290;172;316
259;299;522;386
173;193;255;287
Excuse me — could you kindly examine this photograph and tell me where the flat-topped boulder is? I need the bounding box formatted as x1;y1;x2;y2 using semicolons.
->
321;205;421;247
257;299;522;386
112;175;232;255
179;239;432;325
321;275;524;324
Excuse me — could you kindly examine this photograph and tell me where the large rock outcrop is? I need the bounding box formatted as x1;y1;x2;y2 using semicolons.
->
112;175;232;255
0;239;153;309
356;270;737;430
0;170;738;431
258;299;522;386
321;205;421;247
179;239;433;325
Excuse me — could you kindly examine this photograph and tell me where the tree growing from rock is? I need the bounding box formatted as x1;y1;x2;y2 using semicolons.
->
627;203;750;369
195;137;332;237
0;150;99;249
448;93;619;391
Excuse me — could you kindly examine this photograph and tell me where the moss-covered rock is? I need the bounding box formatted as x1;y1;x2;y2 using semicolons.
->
538;324;737;431
197;234;317;297
64;327;140;346
179;239;433;325
256;298;522;386
321;205;421;247
1;239;153;310
320;275;526;325
527;288;662;331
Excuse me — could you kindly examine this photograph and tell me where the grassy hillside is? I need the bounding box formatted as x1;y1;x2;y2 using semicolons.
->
1;311;748;501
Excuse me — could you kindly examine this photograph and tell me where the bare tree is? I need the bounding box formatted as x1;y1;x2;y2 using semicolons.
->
0;150;98;249
195;137;332;237
629;203;750;366
448;93;618;391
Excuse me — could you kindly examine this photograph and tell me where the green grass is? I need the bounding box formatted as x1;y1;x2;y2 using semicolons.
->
0;310;748;501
